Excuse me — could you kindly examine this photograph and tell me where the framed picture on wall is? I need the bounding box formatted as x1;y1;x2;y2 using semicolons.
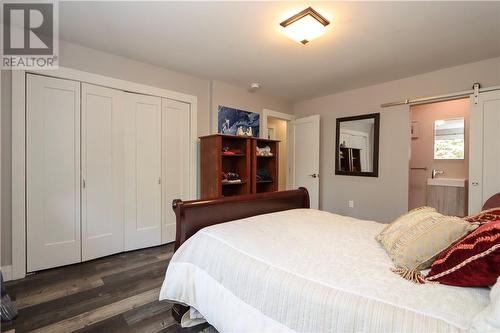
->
217;105;260;137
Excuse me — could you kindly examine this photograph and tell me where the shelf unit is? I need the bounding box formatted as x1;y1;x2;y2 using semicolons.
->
252;138;279;194
200;135;280;198
339;147;361;172
200;134;251;199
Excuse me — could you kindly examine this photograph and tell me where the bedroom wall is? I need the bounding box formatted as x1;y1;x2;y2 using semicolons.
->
210;80;292;134
0;41;292;268
293;56;500;223
1;70;12;268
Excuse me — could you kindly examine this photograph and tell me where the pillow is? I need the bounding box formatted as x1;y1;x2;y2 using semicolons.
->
426;219;500;287
465;207;500;225
376;207;478;283
376;206;439;245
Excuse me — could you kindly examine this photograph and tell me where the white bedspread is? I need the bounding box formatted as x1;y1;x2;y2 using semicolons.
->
159;209;491;333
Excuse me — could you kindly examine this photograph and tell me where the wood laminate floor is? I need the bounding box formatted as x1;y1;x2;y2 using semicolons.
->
1;244;215;333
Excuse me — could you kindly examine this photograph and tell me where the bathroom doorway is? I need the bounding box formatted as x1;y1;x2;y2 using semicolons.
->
267;116;288;191
409;98;470;215
262;108;296;191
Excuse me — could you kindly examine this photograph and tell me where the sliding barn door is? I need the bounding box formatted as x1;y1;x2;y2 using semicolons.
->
162;98;191;243
124;93;162;250
469;90;500;214
81;83;125;261
26;74;81;272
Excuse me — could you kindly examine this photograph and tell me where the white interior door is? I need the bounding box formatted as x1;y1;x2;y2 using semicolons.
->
81;83;124;261
293;115;320;209
469;90;500;214
162;98;191;243
124;93;162;250
26;74;81;271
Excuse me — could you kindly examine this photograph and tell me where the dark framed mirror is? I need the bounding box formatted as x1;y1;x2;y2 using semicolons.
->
335;113;380;177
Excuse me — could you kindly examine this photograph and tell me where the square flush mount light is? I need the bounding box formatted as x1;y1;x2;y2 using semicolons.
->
280;7;330;45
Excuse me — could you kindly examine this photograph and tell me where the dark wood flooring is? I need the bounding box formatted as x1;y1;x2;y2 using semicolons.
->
1;244;215;333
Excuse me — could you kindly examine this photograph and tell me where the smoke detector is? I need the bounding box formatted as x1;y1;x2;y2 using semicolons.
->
249;82;261;92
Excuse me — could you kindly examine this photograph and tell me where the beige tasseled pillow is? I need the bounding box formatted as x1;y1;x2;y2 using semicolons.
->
376;207;479;283
376;206;439;245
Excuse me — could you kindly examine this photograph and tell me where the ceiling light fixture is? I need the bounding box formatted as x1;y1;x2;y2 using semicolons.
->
280;7;330;45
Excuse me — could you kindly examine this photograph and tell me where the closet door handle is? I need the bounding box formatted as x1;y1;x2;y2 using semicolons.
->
82;179;86;189
309;173;318;178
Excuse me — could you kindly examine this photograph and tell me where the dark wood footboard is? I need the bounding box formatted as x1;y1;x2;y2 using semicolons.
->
172;187;310;251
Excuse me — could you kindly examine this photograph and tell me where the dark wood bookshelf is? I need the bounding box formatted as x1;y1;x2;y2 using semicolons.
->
251;138;279;194
200;135;280;198
200;134;251;199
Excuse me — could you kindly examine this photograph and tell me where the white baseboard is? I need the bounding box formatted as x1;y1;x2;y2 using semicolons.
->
1;265;13;281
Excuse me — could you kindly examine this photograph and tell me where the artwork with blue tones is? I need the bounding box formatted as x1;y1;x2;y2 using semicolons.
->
217;106;260;137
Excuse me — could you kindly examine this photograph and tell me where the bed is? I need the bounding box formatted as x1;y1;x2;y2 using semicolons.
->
159;188;497;333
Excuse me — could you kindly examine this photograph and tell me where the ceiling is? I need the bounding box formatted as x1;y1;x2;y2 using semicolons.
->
59;1;500;101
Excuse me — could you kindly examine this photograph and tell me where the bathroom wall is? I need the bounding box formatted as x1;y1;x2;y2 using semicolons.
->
409;98;470;209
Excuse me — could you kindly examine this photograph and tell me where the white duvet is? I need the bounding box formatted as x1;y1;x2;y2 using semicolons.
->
159;209;492;333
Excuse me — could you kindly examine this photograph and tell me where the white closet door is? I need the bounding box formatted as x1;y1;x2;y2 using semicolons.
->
469;90;500;213
81;83;124;261
162;98;191;243
26;74;81;272
124;93;162;250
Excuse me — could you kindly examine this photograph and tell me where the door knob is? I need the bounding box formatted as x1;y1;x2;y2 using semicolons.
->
309;173;318;178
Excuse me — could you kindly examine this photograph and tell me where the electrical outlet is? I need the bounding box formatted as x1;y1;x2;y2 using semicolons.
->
348;200;354;208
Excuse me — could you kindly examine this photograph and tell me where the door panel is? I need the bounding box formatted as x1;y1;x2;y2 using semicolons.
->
293;115;320;209
162;98;191;243
26;74;81;271
124;93;162;250
469;90;500;213
81;83;124;261
482;99;500;204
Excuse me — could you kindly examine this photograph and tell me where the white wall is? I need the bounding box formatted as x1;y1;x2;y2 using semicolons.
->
0;41;292;267
59;41;213;136
294;56;500;223
1;70;12;267
210;80;292;135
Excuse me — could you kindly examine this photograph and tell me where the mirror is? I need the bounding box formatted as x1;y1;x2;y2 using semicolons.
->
434;117;464;160
335;113;380;177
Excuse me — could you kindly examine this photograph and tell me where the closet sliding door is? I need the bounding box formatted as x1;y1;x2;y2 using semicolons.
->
26;74;81;272
81;83;125;261
124;93;162;250
469;90;500;213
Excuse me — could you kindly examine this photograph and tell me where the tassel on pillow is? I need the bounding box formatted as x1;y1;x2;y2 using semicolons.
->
391;267;427;284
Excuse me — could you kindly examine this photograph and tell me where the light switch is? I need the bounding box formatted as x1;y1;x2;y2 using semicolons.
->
348;200;354;208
